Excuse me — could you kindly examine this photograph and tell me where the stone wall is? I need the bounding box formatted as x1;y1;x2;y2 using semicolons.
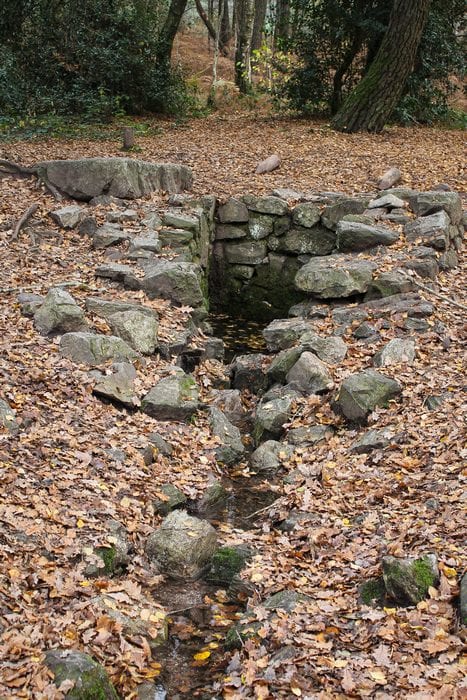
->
208;189;464;321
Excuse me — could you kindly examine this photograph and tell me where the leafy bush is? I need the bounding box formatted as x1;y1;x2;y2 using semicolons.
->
0;0;192;122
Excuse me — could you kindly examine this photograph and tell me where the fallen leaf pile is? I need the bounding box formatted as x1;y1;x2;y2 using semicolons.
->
0;114;465;699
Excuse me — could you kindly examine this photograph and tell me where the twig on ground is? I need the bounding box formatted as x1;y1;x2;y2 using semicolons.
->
10;204;39;242
245;497;283;520
401;271;467;312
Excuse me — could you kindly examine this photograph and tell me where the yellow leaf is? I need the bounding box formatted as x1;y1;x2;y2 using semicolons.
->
193;650;211;661
79;581;91;587
291;687;302;696
251;572;263;583
370;670;387;684
342;518;351;527
120;496;131;508
443;566;456;578
76;519;85;528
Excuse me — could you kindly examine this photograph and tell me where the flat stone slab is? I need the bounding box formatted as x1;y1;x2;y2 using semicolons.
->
35;158;193;200
295;256;376;298
60;332;139;365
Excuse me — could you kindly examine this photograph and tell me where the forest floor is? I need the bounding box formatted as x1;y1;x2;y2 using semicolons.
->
0;28;466;700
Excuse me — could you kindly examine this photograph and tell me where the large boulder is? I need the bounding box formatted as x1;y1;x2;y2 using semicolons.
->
336;221;399;251
60;332;138;365
209;407;245;465
336;369;402;421
267;346;304;384
45;648;118;699
410;191;462;224
142;260;205;308
141;370;199;421
107;309;159;355
36;157;193;200
146;510;218;580
253;391;298;443
262;318;316;352
34;288;87;335
295;256;376;298
286;351;333;394
249;440;294;472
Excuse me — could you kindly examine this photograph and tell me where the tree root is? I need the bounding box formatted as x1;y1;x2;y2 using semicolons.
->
0;159;63;200
11;204;39;242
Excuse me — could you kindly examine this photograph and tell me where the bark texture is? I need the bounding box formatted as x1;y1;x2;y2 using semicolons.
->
156;0;188;64
251;0;268;54
234;0;254;93
331;0;431;133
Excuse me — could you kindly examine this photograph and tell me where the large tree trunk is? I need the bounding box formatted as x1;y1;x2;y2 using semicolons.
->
251;0;268;55
235;0;254;93
219;0;231;48
331;0;431;133
156;0;189;64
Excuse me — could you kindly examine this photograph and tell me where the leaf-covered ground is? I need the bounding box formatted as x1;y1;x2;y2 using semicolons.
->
0;118;465;699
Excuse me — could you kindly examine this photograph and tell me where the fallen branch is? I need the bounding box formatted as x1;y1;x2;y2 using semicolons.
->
11;204;39;242
401;271;467;312
245;497;283;519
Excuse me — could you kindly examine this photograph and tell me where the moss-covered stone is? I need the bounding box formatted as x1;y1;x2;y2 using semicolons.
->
382;554;439;606
225;619;262;649
153;484;187;516
205;546;252;586
359;577;386;606
45;649;119;699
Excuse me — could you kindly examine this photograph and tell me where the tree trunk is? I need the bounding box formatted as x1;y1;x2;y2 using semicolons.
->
219;0;231;48
156;0;188;64
251;0;268;55
194;0;229;55
274;0;290;48
331;0;431;133
235;0;254;93
330;33;363;115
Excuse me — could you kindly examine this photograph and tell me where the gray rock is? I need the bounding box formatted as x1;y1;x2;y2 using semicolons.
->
248;213;275;240
198;480;229;512
107;208;138;223
143;260;205;308
17;292;44;317
85;297;158;321
438;249;459;270
292;203;320;228
159;229;194;249
411;191;462;224
267;346;304;383
146;510;218;580
78;216;98;236
129;235;161;253
263;590;310;612
34;288;87;334
286;425;333;445
95;263;141;289
92;362;139;407
92;225;130;249
350;428;392;454
286;351;333;394
60;332;138;365
148;432;173;457
382;554;439;606
301;334;348;364
262;318;316;352
136;682;167;700
141;370;199;421
373;338;416;367
353;321;378;339
49;205;85;229
37;157;192;200
83;519;130;578
336;370;402;422
365;270;414;299
0;399;19;434
206;545;252;587
243;194;289;216
295;256;376;298
210;389;247;428
368;194;406;210
336;221;399;251
271;187;305;200
249;440;294;472
377;167;402;190
45;649;118;699
215;224;248;240
107;309;158;355
231;354;269;394
209;407;245;465
254;393;297;443
268;226;336;256
218;198;249;223
141;211;162;228
321;197;369;230
224;240;267;265
162;210;199;231
288;299;328;319
153;484;187;516
404;211;451;250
